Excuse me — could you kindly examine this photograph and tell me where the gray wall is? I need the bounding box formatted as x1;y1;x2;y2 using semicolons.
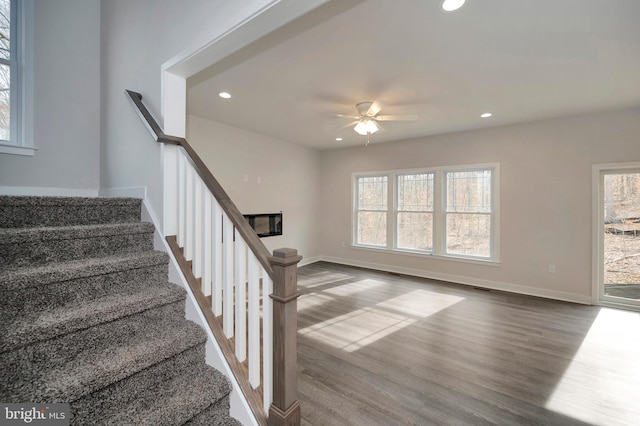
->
100;0;272;221
0;0;101;192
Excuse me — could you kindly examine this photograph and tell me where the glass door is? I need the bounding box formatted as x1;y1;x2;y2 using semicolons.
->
598;169;640;309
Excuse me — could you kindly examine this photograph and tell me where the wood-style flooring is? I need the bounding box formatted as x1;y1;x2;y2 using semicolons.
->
296;262;640;426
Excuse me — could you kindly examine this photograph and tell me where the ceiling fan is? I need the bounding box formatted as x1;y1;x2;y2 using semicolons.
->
338;101;418;145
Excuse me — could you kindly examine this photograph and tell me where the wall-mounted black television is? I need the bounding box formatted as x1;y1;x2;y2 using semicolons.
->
243;212;282;238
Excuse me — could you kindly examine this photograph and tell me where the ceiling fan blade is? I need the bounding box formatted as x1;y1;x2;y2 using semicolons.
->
366;101;382;117
336;114;360;119
375;114;418;122
340;120;360;129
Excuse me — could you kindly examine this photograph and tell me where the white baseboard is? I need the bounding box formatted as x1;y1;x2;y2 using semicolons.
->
315;255;592;305
99;186;147;199
299;255;322;267
0;186;99;197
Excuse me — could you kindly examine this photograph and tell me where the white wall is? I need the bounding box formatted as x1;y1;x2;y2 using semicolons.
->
318;106;640;303
0;0;101;193
187;114;320;261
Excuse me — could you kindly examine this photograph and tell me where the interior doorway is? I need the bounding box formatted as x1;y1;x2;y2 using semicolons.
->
594;164;640;310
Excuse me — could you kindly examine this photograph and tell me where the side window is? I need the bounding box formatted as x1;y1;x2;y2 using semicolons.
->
0;0;13;142
0;0;33;156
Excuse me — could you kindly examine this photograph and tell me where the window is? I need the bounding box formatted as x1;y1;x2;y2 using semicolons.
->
396;173;434;251
355;175;388;246
353;164;499;262
445;169;492;257
0;0;33;156
0;0;13;141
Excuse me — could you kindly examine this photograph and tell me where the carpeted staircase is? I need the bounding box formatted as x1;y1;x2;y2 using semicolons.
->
0;195;241;425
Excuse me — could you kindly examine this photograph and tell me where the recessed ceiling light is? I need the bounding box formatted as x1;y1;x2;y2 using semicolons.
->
480;112;493;118
441;0;466;12
335;137;343;142
218;92;231;99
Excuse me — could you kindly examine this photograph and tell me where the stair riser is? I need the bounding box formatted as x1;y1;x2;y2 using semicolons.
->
184;395;236;426
2;263;168;313
0;233;154;269
70;345;207;424
0;197;142;228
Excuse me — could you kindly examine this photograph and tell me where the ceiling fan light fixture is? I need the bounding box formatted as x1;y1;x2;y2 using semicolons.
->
354;119;380;135
441;0;466;12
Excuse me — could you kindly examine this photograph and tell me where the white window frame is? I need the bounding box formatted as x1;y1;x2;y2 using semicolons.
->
0;0;34;156
353;174;390;248
353;163;500;265
394;171;435;253
591;162;640;311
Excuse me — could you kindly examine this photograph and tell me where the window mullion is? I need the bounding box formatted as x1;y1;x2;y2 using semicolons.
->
433;169;445;256
388;173;395;249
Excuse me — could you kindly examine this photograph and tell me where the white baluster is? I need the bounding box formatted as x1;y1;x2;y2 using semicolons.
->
184;164;194;261
248;253;260;388
193;176;203;278
212;199;223;316
177;151;187;248
222;214;234;338
262;271;273;412
202;189;212;296
235;236;247;362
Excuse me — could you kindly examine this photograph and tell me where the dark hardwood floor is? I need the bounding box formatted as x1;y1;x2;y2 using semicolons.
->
296;262;640;426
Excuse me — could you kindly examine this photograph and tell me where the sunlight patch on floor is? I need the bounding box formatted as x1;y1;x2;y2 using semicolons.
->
545;308;640;425
298;292;336;311
299;289;464;352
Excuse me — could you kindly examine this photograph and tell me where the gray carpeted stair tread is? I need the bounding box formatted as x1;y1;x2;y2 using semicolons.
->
0;250;169;291
0;222;154;270
83;364;233;426
0;281;187;353
0;301;206;403
1;195;237;424
0;222;155;244
0;196;142;228
71;344;209;422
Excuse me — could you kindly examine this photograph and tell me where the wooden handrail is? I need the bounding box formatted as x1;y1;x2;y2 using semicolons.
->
127;89;301;426
125;90;274;279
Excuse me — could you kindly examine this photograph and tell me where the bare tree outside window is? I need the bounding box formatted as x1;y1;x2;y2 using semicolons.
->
604;173;640;293
0;0;10;141
397;173;434;251
445;170;492;257
356;176;388;246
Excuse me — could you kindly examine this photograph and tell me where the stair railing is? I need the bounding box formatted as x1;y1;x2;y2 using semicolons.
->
126;90;300;426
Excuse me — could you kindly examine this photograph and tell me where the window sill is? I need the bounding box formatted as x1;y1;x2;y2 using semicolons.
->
0;143;36;156
351;244;501;267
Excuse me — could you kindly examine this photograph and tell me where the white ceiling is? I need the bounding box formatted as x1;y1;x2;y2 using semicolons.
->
187;0;640;150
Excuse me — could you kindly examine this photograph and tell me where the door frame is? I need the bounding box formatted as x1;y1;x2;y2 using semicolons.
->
592;161;640;311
